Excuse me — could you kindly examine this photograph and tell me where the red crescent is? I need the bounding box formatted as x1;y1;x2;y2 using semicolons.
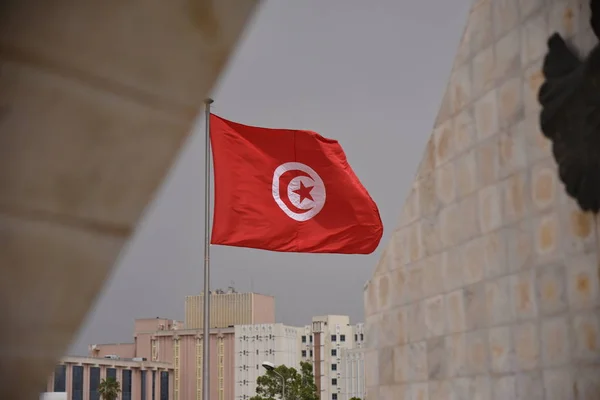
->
279;169;313;214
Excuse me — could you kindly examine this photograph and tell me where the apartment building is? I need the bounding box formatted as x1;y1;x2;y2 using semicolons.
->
234;323;302;400
299;316;366;400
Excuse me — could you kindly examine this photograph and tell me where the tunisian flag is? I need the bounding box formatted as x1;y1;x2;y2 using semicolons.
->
209;114;383;254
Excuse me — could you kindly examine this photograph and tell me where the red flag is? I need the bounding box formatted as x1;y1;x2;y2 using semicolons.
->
209;114;383;254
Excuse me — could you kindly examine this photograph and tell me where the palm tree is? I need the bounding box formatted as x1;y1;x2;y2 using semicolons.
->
98;376;121;400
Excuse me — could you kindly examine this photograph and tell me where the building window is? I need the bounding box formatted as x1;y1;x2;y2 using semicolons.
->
122;370;132;400
310;335;313;343
332;394;338;400
360;333;364;341
302;335;306;343
340;334;346;342
160;371;169;400
355;334;358;342
89;367;100;400
72;365;84;400
152;371;156;400
332;378;337;386
331;335;337;342
331;364;337;371
331;349;337;357
53;365;66;392
107;368;117;380
141;370;147;400
302;350;307;357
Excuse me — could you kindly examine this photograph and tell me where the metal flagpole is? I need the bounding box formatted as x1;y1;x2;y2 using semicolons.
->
202;98;214;400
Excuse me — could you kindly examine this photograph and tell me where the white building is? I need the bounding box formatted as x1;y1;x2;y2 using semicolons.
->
234;323;302;400
339;347;365;400
300;316;366;400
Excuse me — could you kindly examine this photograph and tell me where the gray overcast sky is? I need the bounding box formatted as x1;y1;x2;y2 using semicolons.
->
70;0;471;354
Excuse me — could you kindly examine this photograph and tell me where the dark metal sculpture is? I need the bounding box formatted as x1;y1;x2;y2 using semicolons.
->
538;0;600;213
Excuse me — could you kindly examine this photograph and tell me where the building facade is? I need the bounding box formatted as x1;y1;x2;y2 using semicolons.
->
185;289;275;329
234;323;302;400
45;356;173;400
339;348;365;400
300;316;366;400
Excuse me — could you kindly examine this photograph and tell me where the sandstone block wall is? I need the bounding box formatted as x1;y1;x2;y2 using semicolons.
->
0;1;258;398
364;0;600;398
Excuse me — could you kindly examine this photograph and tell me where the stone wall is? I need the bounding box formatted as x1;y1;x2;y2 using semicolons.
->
364;0;600;399
0;1;258;398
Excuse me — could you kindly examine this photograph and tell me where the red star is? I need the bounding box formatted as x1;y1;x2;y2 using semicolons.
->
293;182;314;204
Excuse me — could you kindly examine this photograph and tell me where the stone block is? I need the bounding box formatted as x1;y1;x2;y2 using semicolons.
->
408;341;428;382
533;211;561;266
393;345;408;384
421;254;444;298
455;150;478;200
520;10;548;67
442;247;465;292
449;62;472;116
485;276;513;325
506;220;534;272
498;128;528;180
488;326;515;373
478;184;503;233
519;0;545;20
407;301;428;343
571;312;600;363
492;0;519;39
531;159;559;213
492;375;516;400
541;315;571;367
435;162;457;206
515;371;544;400
427;336;448;380
501;170;529;225
472;45;496;99
560;200;595;255
497;77;524;129
464;282;488;330
474;89;500;140
434;118;456;168
469;0;493;54
424;295;446;338
378;347;394;385
476;136;500;187
428;380;452;400
445;333;467;378
446;289;467;334
454;109;477;157
566;252;600;311
465;330;490;375
535;263;568;316
495;28;521;80
510;270;538;321
513;321;540;371
543;368;574;400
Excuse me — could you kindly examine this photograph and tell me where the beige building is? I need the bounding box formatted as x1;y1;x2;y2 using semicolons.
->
45;355;173;400
185;289;276;329
364;1;600;399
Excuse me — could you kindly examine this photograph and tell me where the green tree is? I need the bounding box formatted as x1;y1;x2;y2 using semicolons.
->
250;361;318;400
349;397;362;400
98;376;121;400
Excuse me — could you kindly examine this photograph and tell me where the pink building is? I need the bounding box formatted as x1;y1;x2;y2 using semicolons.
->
88;291;275;400
45;356;173;400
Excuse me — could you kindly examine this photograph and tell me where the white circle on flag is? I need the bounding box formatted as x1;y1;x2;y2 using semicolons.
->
272;162;326;222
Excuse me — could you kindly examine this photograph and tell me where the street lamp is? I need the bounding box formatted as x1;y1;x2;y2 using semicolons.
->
262;361;285;400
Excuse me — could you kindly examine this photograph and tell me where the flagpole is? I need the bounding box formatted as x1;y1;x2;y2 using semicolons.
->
202;98;213;400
